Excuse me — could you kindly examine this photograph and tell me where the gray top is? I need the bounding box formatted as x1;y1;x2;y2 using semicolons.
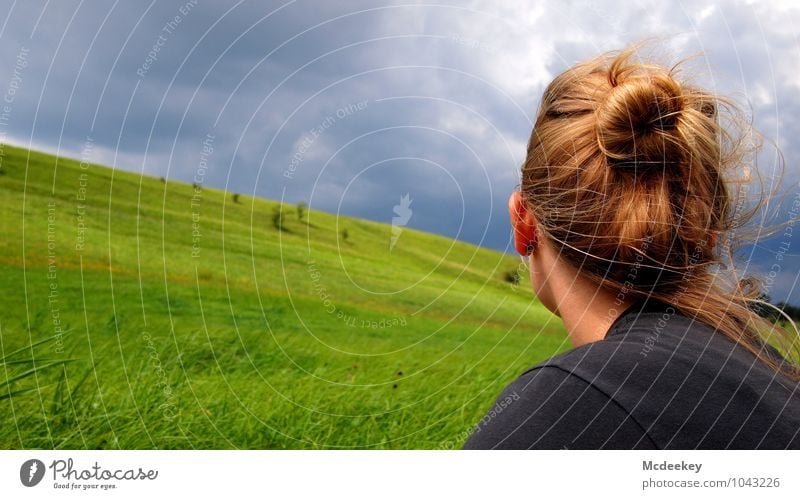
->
463;297;800;449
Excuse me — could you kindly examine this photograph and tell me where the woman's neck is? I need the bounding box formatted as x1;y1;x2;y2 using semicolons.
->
550;264;636;347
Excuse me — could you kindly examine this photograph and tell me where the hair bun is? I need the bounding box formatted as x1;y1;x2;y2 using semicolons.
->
596;72;685;171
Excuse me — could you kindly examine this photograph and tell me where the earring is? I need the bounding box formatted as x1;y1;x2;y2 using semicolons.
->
525;243;534;256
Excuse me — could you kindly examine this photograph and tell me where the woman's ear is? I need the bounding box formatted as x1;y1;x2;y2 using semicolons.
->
508;192;538;256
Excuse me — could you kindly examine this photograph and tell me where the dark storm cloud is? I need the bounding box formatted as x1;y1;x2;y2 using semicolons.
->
1;0;798;303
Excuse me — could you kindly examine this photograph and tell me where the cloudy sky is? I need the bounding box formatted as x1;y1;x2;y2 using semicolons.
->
1;0;799;304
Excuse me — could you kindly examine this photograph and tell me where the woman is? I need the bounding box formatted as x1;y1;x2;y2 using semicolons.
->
464;44;800;449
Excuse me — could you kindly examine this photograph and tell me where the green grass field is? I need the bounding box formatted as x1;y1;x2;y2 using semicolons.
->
0;143;569;449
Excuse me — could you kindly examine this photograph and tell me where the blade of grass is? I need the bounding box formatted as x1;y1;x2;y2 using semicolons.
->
0;331;72;362
1;359;74;387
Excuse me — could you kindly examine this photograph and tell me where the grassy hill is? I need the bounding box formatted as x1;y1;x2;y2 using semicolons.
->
0;143;568;449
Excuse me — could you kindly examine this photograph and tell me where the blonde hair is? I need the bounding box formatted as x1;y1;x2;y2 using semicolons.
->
521;43;800;380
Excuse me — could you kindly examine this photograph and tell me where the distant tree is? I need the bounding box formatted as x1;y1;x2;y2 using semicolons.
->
751;292;777;320
340;228;349;241
160;176;166;183
503;269;521;285
776;302;800;322
747;294;800;323
272;205;285;231
232;193;240;204
297;202;307;221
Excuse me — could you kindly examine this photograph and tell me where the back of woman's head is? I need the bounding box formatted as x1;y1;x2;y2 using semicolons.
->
521;43;800;379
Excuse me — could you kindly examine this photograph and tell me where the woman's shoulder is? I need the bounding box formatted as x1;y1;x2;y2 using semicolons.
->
465;300;800;449
529;304;800;448
463;364;655;449
540;301;794;393
536;300;720;380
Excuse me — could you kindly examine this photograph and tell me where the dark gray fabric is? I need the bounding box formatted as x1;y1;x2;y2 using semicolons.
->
463;298;800;449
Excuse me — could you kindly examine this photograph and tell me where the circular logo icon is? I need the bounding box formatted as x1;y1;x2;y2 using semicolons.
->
20;459;45;487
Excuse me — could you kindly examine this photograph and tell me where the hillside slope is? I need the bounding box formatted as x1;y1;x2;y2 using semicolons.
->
0;143;567;449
